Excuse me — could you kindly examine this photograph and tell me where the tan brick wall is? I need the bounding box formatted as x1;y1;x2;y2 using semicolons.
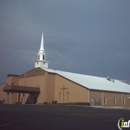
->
90;90;130;107
0;83;6;102
0;79;18;104
1;68;130;107
17;68;47;104
90;90;102;99
46;72;55;103
18;75;45;104
103;91;122;106
55;74;88;103
122;93;130;107
19;68;45;78
12;93;18;104
6;76;19;85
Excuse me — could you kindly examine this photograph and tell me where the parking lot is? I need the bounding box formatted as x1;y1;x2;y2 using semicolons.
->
0;104;129;130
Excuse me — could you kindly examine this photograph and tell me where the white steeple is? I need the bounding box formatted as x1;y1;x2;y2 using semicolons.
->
35;33;49;68
40;33;44;51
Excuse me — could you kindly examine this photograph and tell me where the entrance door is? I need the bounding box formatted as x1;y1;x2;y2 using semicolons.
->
90;99;95;105
26;94;38;104
90;98;101;106
95;99;101;106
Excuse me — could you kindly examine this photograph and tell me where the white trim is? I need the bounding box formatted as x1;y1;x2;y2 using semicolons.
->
114;97;116;105
123;98;125;105
102;91;104;106
104;97;107;104
121;94;123;106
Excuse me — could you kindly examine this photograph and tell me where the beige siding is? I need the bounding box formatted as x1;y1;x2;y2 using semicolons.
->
55;75;88;103
17;68;46;104
6;76;19;85
0;83;6;102
0;83;18;104
122;93;130;107
18;75;46;104
103;91;122;106
46;73;55;103
90;90;130;107
0;68;130;107
90;90;102;99
19;68;45;78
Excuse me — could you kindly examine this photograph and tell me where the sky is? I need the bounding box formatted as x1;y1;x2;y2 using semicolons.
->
0;0;130;84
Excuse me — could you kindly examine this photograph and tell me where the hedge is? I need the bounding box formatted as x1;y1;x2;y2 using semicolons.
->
57;102;90;106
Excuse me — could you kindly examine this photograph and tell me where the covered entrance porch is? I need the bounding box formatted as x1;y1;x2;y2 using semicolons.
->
3;85;40;104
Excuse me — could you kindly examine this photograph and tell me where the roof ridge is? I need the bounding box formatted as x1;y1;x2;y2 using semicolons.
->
43;68;107;79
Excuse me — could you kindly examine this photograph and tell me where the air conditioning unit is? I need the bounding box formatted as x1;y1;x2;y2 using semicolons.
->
107;76;110;81
107;76;115;82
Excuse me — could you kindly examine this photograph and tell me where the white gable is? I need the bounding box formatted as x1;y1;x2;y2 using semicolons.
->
41;68;130;93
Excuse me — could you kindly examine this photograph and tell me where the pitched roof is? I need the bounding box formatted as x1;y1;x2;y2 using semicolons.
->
41;68;130;93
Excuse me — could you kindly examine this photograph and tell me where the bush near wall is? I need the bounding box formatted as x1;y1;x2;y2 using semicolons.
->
52;101;57;104
15;102;22;104
57;102;90;106
0;100;3;104
38;102;51;105
44;102;48;105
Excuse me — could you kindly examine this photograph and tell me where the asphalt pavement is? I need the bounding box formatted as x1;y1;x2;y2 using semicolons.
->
0;104;129;130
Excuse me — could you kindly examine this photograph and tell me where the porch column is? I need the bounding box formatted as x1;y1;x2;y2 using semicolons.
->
22;93;25;104
18;93;21;103
11;92;13;104
7;92;9;104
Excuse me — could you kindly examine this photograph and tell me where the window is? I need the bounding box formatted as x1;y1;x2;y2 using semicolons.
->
104;97;107;104
114;97;116;105
123;98;125;105
43;55;44;60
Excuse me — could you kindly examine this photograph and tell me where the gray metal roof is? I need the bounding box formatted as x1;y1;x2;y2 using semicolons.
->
42;68;130;93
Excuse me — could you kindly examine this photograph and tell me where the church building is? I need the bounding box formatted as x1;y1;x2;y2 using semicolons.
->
0;33;130;107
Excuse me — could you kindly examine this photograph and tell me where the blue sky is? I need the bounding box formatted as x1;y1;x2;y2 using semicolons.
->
0;0;130;83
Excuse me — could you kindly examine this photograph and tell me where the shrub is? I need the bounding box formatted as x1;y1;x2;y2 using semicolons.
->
0;100;3;104
52;100;57;104
58;102;90;106
44;102;48;105
15;102;22;104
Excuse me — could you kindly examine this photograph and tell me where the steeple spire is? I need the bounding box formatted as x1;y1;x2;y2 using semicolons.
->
40;33;44;51
35;32;49;68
